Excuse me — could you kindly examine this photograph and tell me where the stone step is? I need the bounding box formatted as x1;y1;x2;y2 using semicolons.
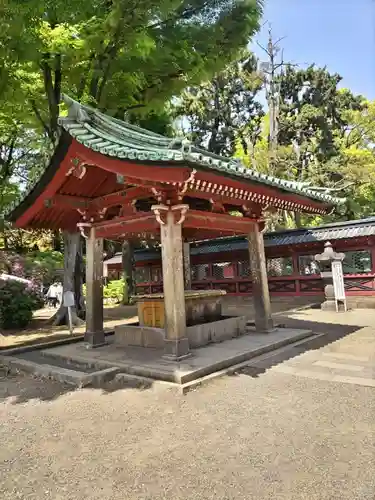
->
0;354;120;388
0;330;320;393
179;333;322;393
112;372;179;392
245;321;286;330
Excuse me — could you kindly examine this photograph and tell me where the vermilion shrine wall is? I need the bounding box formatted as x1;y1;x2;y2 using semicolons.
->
106;235;375;297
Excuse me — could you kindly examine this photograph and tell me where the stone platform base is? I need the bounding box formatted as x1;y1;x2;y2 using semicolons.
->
114;316;247;349
347;298;375;309
0;328;315;391
321;300;338;312
187;315;247;348
115;325;164;348
320;297;375;311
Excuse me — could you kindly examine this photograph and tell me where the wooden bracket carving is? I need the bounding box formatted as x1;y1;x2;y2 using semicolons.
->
210;199;226;213
151;204;189;226
242;204;263;219
178;169;197;199
66;157;87;179
118;200;137;217
76;206;107;223
76;222;91;239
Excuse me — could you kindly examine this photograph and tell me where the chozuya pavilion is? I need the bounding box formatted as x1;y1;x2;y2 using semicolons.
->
8;96;341;361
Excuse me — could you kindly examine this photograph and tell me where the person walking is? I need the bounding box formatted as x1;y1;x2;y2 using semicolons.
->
45;282;59;308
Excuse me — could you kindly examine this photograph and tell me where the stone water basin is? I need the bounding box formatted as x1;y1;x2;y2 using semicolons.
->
115;290;247;349
132;289;227;328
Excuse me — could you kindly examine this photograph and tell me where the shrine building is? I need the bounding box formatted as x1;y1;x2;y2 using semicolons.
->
102;217;375;301
8;96;342;360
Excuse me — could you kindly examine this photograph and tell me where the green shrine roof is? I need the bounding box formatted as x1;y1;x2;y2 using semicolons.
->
59;96;344;207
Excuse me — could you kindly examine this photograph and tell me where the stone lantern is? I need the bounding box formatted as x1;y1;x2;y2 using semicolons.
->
315;241;345;311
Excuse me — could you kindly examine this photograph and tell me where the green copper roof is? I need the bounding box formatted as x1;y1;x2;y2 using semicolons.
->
59;96;344;207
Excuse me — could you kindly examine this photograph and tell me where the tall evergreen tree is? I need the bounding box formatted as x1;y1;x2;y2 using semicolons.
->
0;0;264;323
277;65;364;181
175;51;264;156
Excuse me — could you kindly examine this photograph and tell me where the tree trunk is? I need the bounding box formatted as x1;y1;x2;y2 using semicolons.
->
121;240;134;304
294;212;302;228
52;230;62;251
2;231;8;250
283;210;289;227
51;231;85;326
104;239;117;259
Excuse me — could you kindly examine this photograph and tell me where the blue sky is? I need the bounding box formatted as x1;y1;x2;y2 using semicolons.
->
251;0;375;99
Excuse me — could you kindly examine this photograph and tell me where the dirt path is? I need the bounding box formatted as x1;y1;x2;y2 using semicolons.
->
1;340;374;499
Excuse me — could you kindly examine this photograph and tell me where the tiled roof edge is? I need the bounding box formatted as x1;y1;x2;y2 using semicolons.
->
60;95;343;207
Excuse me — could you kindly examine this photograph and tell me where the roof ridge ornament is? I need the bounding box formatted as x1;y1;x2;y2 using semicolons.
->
229;158;243;169
167;137;192;154
167;137;182;149
61;94;90;123
180;138;192;154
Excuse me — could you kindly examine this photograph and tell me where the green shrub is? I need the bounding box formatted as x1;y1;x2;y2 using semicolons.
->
83;279;128;304
0;280;39;329
104;279;126;303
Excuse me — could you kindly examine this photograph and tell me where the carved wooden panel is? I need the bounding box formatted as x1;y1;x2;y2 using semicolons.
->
238;281;252;293
300;279;324;292
135;285;151;294
212;282;237;293
191;282;211;291
344;278;374;292
268;280;296;293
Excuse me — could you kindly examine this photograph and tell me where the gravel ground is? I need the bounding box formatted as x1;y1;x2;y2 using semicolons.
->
0;364;374;500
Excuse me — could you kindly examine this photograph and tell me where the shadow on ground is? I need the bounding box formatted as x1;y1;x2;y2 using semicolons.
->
0;366;157;406
236;315;363;379
0;310;367;405
0;305;138;351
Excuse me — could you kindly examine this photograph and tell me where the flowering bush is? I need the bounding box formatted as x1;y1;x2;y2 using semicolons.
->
25;251;64;284
0;250;63;290
0;280;42;329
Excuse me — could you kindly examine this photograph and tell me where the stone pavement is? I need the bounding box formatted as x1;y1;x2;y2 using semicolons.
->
240;308;375;388
270;327;375;387
0;307;374;500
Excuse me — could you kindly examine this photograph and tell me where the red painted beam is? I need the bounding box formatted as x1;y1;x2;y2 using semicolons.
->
185;210;257;234
15;144;78;228
93;213;158;238
50;194;91;210
91;187;152;210
93;212;152;228
50;187;154;212
73;140;193;185
183;230;241;241
92;209;256;239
